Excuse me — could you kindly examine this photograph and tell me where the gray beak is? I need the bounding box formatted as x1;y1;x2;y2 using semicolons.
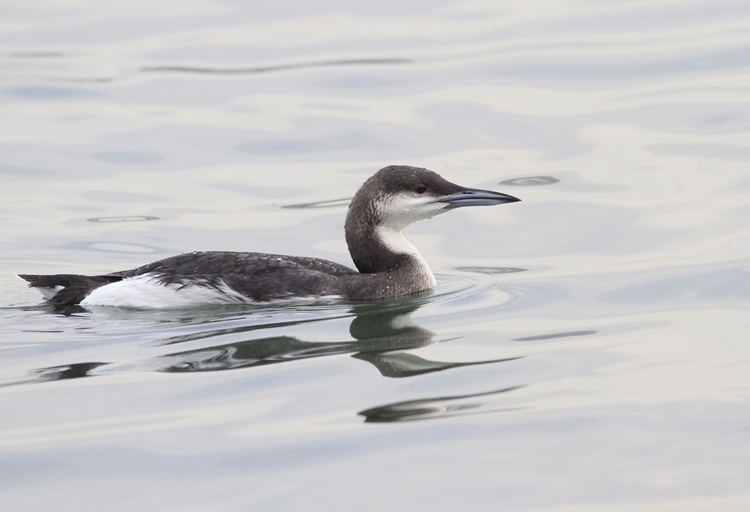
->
439;188;521;209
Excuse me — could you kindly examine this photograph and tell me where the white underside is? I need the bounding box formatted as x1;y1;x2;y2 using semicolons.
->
77;274;254;308
69;273;344;309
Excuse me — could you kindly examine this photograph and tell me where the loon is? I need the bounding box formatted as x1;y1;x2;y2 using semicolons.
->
19;165;520;309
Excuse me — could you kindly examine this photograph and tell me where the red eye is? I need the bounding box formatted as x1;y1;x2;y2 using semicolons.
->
415;185;426;194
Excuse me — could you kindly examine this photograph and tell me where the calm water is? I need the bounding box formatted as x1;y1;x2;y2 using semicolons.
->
2;0;750;510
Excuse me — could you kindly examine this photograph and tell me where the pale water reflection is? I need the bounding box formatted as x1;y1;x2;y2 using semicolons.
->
2;0;750;510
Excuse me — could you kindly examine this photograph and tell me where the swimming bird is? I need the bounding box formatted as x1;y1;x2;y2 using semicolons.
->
19;165;520;309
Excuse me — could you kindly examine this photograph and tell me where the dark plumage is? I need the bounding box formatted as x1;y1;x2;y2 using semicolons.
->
19;165;520;309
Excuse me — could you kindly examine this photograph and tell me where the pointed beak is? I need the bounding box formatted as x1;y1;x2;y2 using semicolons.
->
438;188;521;209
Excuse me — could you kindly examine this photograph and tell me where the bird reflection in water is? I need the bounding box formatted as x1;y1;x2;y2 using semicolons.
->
358;385;526;423
21;299;519;383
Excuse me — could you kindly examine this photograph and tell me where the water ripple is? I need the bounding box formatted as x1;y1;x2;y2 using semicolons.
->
282;197;351;209
141;58;412;75
87;216;159;223
500;176;560;186
513;330;597;342
429;271;565;319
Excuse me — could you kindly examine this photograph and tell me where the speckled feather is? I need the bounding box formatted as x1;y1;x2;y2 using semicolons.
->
111;251;357;281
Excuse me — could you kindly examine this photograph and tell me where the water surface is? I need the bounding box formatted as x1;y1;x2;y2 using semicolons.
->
2;0;750;510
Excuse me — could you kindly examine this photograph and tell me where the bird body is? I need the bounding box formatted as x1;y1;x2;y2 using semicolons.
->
19;165;519;309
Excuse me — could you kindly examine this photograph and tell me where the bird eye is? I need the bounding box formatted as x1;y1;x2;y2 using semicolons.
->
415;185;426;194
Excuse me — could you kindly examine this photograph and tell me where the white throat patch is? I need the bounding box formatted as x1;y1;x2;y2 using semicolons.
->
378;192;448;231
374;226;437;288
369;191;448;289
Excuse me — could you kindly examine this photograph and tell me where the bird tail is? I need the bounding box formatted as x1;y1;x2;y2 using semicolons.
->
17;273;121;308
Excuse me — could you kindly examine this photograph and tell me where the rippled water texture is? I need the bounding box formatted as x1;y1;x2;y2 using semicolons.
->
2;1;750;510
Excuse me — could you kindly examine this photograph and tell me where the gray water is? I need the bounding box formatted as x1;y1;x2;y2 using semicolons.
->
2;0;750;510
